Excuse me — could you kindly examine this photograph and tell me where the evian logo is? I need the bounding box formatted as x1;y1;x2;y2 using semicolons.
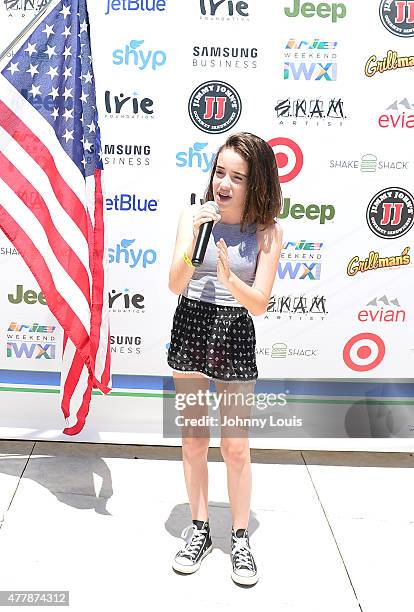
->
358;295;406;323
378;97;414;128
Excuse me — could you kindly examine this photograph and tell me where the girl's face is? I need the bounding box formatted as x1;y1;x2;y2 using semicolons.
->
212;147;249;217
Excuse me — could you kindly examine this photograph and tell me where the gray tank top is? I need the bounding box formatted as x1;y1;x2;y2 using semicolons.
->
181;220;259;307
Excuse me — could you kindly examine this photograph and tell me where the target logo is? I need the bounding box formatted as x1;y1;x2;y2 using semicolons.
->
267;137;303;183
343;333;386;372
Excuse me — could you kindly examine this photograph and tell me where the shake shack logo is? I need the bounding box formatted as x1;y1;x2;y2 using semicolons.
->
188;80;242;134
379;0;414;37
347;246;410;276
366;188;414;239
192;46;257;70
365;50;414;76
275;97;347;126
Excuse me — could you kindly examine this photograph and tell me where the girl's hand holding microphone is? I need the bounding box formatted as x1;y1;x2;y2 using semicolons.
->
192;203;221;238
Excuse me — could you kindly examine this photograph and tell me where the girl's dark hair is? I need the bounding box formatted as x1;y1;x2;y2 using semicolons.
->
204;132;283;233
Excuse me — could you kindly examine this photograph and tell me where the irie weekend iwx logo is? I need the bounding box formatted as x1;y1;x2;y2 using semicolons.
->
283;38;338;80
6;322;57;360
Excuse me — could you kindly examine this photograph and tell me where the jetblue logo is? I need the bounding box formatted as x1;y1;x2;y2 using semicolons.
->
105;195;158;212
112;39;166;70
105;0;166;15
176;142;215;174
108;239;157;268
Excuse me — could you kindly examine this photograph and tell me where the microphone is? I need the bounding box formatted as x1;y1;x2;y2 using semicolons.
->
191;200;220;267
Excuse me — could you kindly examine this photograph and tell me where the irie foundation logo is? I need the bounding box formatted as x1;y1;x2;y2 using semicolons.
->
364;50;414;76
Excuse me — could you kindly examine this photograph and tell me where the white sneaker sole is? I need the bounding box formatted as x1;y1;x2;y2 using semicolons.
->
172;544;213;574
231;570;259;586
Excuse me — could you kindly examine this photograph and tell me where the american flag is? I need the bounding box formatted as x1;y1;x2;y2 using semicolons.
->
0;0;111;434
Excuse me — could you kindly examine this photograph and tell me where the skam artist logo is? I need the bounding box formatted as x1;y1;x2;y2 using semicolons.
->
112;39;166;70
108;239;157;268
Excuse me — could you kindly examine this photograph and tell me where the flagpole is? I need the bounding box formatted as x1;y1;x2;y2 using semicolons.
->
0;0;53;63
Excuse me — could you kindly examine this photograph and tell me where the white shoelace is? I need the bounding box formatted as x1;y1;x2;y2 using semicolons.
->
179;524;208;560
232;536;254;570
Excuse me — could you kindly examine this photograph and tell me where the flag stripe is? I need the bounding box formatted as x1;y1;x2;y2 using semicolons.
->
0;99;90;242
0;151;91;305
0;124;91;273
89;171;106;379
60;335;83;419
0;196;90;355
0;75;87;208
0;178;91;331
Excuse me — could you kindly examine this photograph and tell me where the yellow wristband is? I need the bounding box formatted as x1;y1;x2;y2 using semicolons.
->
183;251;195;268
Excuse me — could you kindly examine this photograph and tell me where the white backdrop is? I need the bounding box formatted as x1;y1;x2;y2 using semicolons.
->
0;0;413;448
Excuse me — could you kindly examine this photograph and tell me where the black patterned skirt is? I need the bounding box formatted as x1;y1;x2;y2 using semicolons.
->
167;295;258;382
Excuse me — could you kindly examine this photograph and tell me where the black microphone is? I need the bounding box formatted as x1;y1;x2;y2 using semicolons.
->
191;200;220;267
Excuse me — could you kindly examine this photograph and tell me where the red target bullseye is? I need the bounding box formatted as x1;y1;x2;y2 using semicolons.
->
267;137;303;183
343;333;386;372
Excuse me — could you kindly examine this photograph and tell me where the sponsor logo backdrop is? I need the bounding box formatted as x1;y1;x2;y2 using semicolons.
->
0;0;413;440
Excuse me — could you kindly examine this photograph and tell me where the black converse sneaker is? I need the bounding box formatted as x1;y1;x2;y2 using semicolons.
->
230;527;258;586
172;520;213;574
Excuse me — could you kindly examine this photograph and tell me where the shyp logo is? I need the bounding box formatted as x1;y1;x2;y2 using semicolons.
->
176;142;215;174
112;39;166;70
108;239;157;268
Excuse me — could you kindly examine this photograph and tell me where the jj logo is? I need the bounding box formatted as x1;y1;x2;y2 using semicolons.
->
395;1;414;23
203;96;227;120
380;202;403;225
